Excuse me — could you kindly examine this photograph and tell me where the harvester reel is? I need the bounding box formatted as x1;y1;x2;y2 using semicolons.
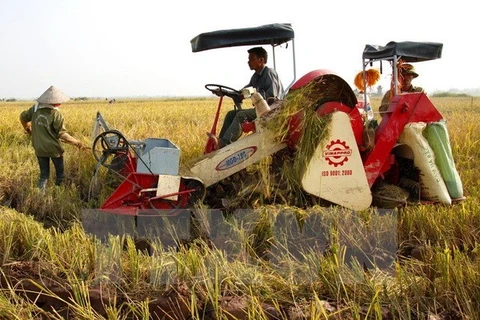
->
92;130;129;169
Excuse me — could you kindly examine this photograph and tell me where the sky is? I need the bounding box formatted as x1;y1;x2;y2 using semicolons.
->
1;0;478;100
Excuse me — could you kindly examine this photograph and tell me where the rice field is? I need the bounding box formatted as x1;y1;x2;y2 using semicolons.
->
0;95;479;319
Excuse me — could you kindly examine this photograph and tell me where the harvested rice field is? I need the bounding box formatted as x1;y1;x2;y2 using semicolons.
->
0;94;479;319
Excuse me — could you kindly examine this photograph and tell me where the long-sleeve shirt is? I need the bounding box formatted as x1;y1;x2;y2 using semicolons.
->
20;103;68;157
245;66;284;101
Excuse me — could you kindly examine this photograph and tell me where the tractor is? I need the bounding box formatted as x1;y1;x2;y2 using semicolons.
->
88;23;464;219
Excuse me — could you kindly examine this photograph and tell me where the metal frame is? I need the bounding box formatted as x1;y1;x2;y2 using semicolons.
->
191;23;296;99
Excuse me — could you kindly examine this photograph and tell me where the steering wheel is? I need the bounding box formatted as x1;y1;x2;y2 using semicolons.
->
205;84;241;99
92;130;129;168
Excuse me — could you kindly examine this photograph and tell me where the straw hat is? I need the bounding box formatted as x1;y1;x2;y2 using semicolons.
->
36;85;70;104
401;64;419;78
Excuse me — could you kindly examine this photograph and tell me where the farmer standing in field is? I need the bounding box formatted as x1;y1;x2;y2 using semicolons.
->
20;85;86;192
379;63;424;116
209;46;284;149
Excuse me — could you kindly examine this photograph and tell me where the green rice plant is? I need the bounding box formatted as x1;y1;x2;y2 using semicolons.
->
0;275;53;319
31;222;97;281
121;236;154;290
91;235;123;286
0;208;47;263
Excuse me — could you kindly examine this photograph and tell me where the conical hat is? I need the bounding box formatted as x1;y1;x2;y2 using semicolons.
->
36;86;70;104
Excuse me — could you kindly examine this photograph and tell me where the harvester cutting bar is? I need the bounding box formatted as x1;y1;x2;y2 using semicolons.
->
100;172;205;216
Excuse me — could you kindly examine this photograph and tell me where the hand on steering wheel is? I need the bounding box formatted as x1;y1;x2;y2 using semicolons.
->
205;84;241;99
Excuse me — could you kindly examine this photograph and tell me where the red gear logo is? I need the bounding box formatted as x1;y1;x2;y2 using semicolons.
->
323;139;352;167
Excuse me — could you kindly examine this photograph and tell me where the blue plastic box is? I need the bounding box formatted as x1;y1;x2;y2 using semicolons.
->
136;138;180;175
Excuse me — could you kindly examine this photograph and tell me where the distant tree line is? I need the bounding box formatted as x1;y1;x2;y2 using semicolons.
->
431;92;472;98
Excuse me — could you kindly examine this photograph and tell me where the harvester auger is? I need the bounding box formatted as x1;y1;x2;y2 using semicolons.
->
89;24;464;219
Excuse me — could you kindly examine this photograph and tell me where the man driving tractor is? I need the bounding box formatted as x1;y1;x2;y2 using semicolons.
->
208;46;284;149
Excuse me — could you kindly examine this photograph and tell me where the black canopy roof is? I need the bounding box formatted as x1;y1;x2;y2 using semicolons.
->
362;41;443;62
191;23;294;53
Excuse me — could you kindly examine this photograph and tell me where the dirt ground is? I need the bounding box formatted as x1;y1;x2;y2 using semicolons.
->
0;260;328;319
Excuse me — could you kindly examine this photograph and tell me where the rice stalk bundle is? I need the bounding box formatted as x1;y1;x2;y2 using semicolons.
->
353;69;381;92
259;74;357;206
372;183;410;208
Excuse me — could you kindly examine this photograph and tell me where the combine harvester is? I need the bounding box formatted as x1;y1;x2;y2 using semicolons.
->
89;23;464;219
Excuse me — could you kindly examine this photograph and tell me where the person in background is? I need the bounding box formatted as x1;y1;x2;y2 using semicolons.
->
210;46;284;149
20;85;86;192
379;63;424;115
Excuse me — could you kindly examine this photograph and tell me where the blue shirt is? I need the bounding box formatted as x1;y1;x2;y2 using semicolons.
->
245;66;284;101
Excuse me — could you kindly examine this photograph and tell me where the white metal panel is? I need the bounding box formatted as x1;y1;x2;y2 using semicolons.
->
301;112;372;211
